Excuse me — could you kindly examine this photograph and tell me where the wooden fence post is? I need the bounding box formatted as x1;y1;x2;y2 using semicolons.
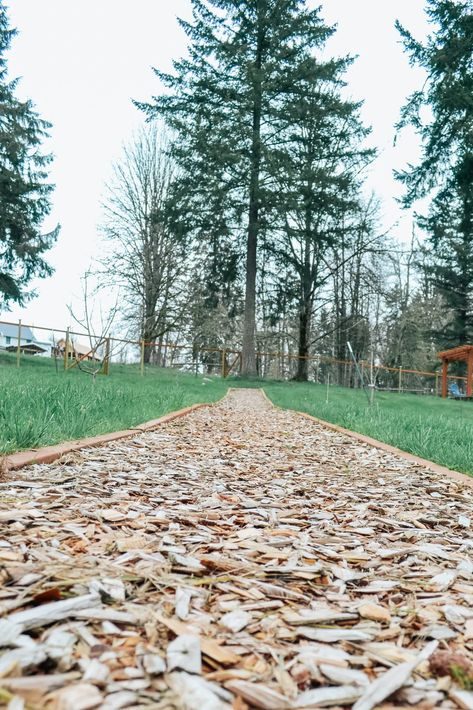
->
103;337;111;375
16;319;21;368
140;340;145;376
63;328;69;370
398;366;402;393
221;348;226;378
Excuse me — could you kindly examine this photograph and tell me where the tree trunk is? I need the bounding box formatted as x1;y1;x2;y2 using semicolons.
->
241;18;264;377
295;305;310;381
143;343;153;365
295;238;313;381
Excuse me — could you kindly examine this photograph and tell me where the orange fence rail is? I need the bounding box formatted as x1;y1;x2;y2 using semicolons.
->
0;318;468;395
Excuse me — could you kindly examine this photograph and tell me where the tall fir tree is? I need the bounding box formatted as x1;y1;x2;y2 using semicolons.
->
268;56;374;379
0;3;58;309
137;0;339;375
418;157;473;344
396;0;473;344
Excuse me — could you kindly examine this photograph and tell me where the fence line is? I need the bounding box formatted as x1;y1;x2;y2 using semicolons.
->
0;317;468;394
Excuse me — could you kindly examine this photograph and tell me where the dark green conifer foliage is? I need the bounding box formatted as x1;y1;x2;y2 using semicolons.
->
0;3;58;309
269;55;374;379
138;0;339;375
396;0;473;344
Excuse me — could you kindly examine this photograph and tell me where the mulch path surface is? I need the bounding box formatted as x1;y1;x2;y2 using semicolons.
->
1;389;472;710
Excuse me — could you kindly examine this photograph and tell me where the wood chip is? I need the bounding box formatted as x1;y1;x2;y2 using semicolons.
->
449;688;473;710
353;640;438;710
225;680;293;709
358;602;391;623
219;610;252;633
167;634;202;674
52;682;103;710
170;672;232;710
295;685;363;707
7;593;101;630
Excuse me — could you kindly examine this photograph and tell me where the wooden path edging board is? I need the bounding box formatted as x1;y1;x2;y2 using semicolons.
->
259;388;473;488
3;400;219;472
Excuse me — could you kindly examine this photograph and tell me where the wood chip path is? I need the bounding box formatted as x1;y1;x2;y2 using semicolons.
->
1;389;472;710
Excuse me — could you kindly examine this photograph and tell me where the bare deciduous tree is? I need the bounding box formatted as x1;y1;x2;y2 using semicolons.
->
100;123;188;363
67;272;121;382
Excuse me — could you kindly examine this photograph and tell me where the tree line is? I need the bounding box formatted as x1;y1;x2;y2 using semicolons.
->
0;0;472;380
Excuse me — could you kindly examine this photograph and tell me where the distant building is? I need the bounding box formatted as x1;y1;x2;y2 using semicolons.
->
0;323;50;356
53;338;101;362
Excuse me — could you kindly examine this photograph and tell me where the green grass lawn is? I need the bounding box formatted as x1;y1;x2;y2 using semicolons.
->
1;352;472;476
0;352;229;455
264;381;473;476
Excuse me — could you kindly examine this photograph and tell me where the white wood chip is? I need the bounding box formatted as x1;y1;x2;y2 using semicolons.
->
100;691;139;710
175;588;192;620
7;593;101;630
285;610;357;625
73;608;136;624
100;509;126;522
0;645;47;676
143;653;166;675
0;619;23;647
53;682;103;710
428;569;457;591
295;685;363;707
449;688;473;710
80;659;110;684
169;672;232;710
171;553;204;571
353;640;438;710
298;626;376;643
224;680;293;709
89;577;126;602
319;664;370;687
219;609;252;633
167;634;202;674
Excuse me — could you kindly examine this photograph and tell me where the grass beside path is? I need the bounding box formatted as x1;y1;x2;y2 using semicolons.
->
0;352;229;455
264;381;473;476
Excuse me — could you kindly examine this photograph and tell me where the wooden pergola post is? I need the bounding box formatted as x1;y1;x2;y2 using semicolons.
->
467;349;473;397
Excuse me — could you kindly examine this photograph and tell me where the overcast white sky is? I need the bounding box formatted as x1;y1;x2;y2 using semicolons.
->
4;0;430;333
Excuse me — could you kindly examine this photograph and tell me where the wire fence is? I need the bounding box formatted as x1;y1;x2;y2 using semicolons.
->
0;317;468;396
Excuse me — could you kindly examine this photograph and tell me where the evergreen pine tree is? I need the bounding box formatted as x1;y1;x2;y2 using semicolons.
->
0;3;58;309
418;157;473;344
268;56;374;379
138;0;337;375
396;0;473;344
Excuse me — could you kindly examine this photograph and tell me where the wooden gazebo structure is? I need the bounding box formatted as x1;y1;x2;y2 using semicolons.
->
438;345;473;398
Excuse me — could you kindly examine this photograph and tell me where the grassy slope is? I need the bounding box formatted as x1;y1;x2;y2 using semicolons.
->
0;352;229;454
264;381;473;476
